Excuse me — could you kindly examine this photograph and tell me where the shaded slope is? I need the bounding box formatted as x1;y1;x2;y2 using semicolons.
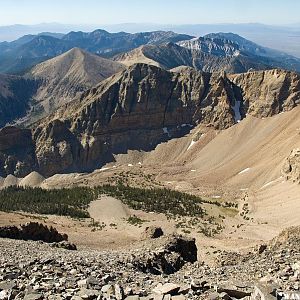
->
0;74;36;127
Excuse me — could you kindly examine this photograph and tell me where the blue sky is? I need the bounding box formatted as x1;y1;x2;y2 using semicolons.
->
0;0;299;26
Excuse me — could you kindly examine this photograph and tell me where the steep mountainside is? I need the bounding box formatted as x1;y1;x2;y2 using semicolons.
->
0;36;73;74
0;74;36;127
0;48;125;127
229;69;300;117
0;30;193;74
28;48;125;116
0;64;299;177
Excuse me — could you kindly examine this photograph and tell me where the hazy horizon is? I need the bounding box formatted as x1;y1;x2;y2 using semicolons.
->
0;0;299;26
1;21;300;29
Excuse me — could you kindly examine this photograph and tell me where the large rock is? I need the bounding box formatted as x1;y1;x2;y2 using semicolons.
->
143;226;164;239
131;235;197;275
0;222;68;243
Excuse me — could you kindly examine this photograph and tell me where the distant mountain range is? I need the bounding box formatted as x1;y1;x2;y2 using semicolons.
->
115;33;300;74
1;23;299;58
0;30;192;74
0;28;300;130
0;29;300;75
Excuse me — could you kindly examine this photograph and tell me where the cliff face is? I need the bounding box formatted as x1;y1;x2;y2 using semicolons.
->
0;64;299;177
33;64;228;175
229;69;300;117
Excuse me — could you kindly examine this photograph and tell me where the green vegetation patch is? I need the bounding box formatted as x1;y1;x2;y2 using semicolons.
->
127;215;147;226
0;186;95;218
0;184;236;225
96;184;206;218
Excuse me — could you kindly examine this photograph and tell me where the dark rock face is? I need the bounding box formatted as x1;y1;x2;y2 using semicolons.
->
0;222;68;243
132;235;197;275
143;226;164;239
0;75;37;128
0;126;37;177
166;236;198;263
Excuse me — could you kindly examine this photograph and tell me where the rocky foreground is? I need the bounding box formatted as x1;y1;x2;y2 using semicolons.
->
1;226;300;299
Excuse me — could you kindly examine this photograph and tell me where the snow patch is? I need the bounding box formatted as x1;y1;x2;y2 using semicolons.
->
212;195;221;199
181;124;193;128
261;180;276;189
233;50;240;57
190;170;196;172
187;140;196;151
240;188;249;191
100;167;110;172
238;168;250;175
128;164;133;167
163;127;171;137
232;100;242;123
261;177;282;189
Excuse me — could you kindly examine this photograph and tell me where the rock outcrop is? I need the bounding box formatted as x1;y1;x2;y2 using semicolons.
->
131;235;197;275
0;222;68;243
143;226;164;239
230;69;300;118
282;149;300;184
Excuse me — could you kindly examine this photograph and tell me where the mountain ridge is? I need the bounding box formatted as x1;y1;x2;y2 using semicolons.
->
0;47;126;127
27;47;125;116
0;63;299;177
0;30;193;74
